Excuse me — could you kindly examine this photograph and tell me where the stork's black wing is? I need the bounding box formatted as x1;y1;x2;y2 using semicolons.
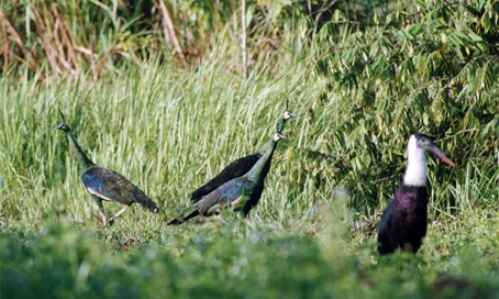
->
377;200;397;255
377;185;428;255
191;154;261;202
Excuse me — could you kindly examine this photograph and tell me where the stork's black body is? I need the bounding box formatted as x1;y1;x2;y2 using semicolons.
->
57;114;159;225
377;133;455;255
169;132;285;225
190;111;294;216
378;185;428;254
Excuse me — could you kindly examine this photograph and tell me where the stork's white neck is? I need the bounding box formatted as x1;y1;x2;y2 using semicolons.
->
403;136;427;186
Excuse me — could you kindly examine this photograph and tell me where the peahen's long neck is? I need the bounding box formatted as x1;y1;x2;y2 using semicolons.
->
66;131;94;170
255;117;288;155
275;117;287;134
245;138;277;182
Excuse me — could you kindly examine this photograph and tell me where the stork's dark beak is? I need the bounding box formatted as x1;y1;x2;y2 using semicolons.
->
428;145;455;167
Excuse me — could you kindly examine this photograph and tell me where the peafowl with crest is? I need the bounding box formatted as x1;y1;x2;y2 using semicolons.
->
189;110;295;217
57;111;159;225
377;133;455;255
168;131;286;225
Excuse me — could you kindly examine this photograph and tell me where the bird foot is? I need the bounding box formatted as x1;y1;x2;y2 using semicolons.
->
244;217;252;225
93;214;107;226
95;215;114;227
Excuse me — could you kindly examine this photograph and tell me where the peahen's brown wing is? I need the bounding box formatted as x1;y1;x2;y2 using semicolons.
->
81;166;158;211
191;154;260;202
196;177;254;215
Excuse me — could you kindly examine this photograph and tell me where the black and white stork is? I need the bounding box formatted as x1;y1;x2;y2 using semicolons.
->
377;133;455;255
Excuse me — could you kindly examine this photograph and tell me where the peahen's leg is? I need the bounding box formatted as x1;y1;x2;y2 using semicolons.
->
92;195;108;224
108;205;129;225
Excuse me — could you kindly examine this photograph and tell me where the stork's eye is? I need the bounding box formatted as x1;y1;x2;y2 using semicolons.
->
419;138;432;148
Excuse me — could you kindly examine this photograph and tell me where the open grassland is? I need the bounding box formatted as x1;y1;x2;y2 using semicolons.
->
0;0;498;298
0;55;497;298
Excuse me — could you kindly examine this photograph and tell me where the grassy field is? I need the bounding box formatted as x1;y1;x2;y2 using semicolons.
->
1;56;498;298
1;1;498;298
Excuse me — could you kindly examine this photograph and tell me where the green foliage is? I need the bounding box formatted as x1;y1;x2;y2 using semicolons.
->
0;216;498;299
0;0;498;298
0;54;497;296
308;0;498;210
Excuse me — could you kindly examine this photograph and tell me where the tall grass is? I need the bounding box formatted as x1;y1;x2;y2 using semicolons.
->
0;17;497;222
2;52;495;226
0;1;498;297
0;41;497;296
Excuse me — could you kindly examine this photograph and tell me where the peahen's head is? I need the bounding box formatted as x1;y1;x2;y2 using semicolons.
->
276;111;296;133
56;122;71;132
57;109;72;133
147;202;160;214
282;111;296;120
272;132;285;142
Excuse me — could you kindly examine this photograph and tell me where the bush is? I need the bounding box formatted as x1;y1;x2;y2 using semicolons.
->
0;224;498;299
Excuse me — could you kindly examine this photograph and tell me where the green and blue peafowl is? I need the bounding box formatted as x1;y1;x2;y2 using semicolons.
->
57;112;159;225
168;131;286;225
189;110;294;217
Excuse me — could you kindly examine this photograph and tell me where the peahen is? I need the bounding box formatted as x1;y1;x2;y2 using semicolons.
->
168;132;286;225
190;110;294;216
57;112;159;225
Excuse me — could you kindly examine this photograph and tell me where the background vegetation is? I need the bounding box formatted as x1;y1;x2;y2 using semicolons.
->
0;0;498;298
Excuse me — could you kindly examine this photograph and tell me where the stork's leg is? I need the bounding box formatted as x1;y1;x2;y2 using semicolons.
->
92;196;108;224
244;212;252;225
402;243;414;252
108;205;129;225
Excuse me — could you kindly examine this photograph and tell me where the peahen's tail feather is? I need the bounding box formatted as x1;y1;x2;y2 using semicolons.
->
167;209;199;225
